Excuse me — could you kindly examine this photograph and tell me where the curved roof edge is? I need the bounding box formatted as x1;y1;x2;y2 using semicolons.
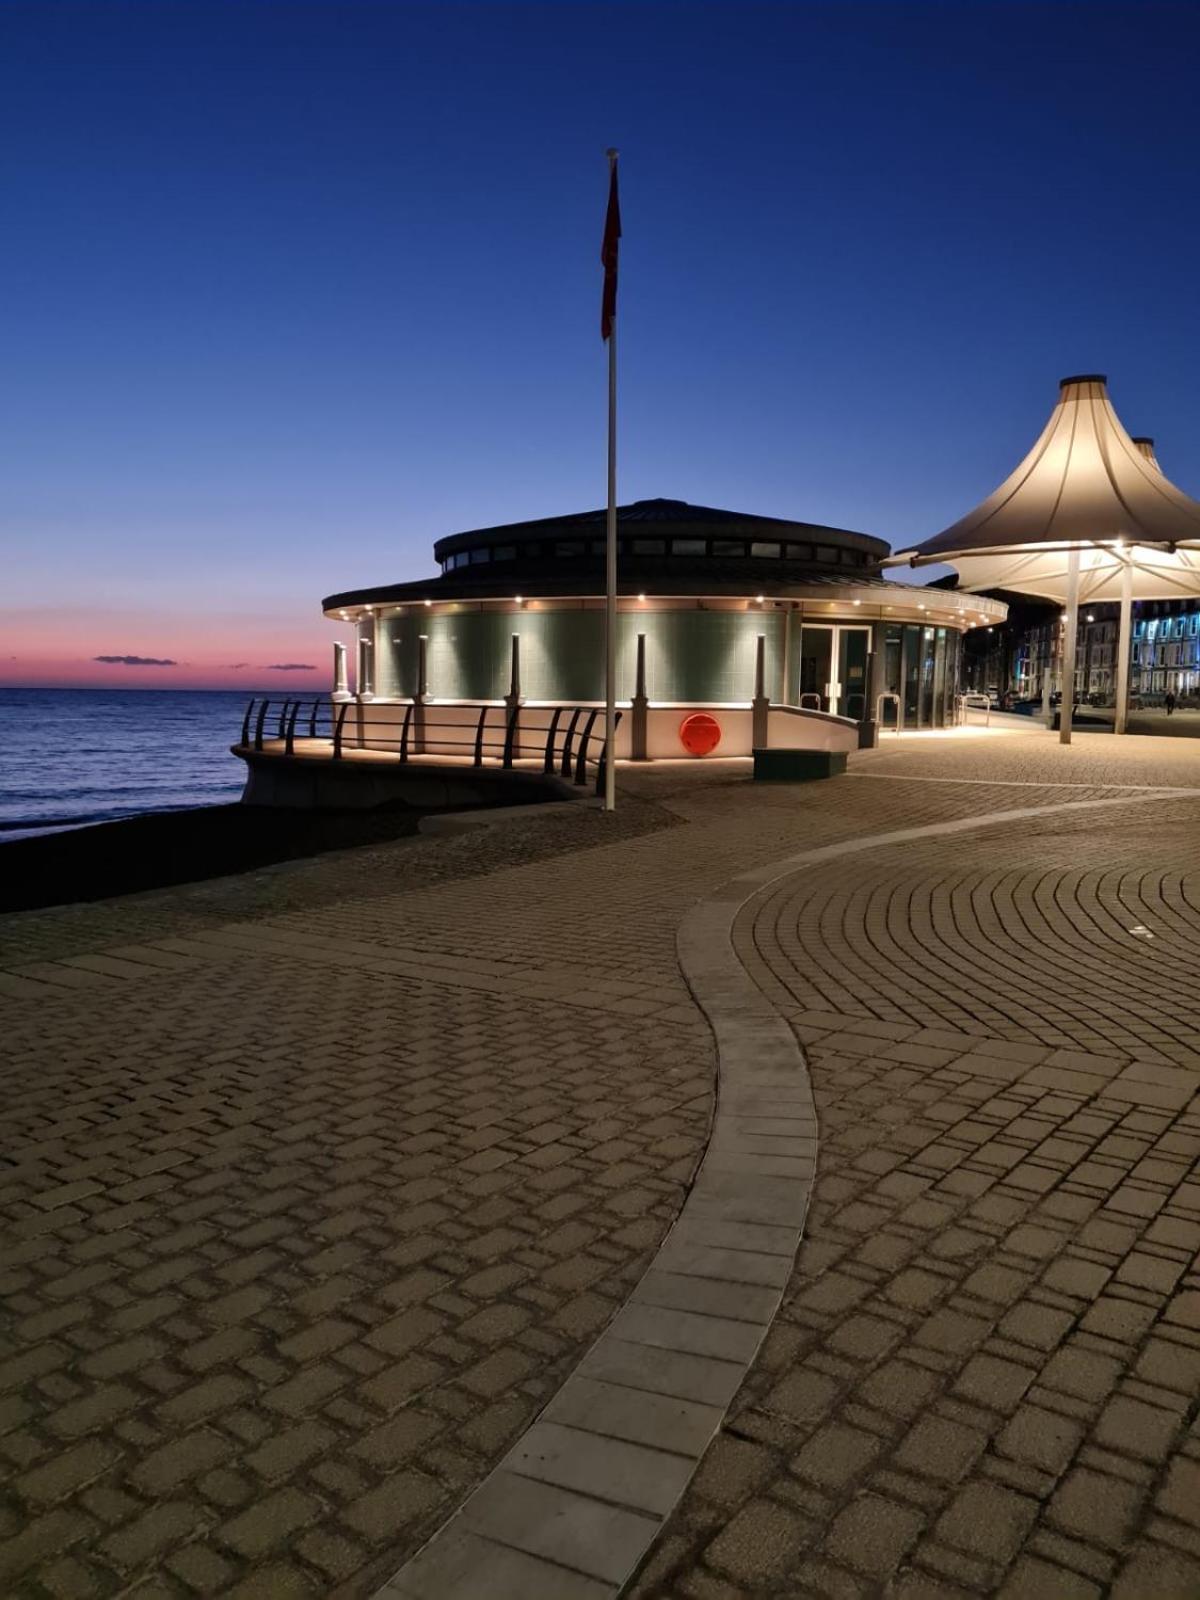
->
322;569;1007;615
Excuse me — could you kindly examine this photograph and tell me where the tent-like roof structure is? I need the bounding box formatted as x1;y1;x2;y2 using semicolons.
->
1132;436;1162;471
888;375;1200;603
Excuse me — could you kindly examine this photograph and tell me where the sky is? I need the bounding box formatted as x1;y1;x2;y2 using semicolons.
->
4;1;1200;689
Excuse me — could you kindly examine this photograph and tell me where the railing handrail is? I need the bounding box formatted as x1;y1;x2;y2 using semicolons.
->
237;696;616;789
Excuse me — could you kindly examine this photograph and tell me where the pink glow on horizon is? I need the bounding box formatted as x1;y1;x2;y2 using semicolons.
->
1;606;357;691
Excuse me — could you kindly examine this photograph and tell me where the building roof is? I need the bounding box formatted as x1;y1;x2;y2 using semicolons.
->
323;496;901;612
322;563;955;613
432;497;887;562
888;376;1200;603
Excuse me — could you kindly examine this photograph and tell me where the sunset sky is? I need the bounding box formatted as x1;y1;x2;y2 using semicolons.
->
4;2;1200;689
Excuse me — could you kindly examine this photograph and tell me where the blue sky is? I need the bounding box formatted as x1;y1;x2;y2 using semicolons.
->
4;1;1200;683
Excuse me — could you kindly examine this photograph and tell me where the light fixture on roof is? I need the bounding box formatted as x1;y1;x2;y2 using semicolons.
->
638;592;647;602
1087;613;1096;622
852;599;861;606
755;594;765;604
515;595;524;605
918;604;926;611
424;599;432;607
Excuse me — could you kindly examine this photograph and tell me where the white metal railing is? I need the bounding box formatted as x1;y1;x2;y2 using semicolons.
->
958;692;991;727
876;691;902;734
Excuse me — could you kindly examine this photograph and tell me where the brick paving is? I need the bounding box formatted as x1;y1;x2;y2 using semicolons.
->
1;727;1199;1597
631;781;1200;1598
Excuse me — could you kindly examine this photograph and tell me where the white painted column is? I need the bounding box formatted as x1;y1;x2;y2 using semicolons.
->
332;640;349;699
356;634;374;700
1059;547;1081;746
1114;556;1133;736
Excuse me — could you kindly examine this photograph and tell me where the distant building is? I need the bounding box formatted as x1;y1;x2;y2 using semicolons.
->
964;596;1200;704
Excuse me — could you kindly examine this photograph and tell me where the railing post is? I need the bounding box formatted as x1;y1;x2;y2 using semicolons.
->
502;704;519;768
752;633;770;749
333;700;349;759
308;699;320;740
254;700;270;751
575;708;600;785
399;702;414;763
284;701;301;756
543;707;563;774
241;699;255;747
560;708;583;779
473;704;489;767
631;633;648;760
276;700;291;739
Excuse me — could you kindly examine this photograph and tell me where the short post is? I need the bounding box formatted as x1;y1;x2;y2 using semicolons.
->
332;640;349;699
504;633;522;761
630;632;649;760
861;622;887;747
506;633;521;705
415;633;429;755
752;633;770;748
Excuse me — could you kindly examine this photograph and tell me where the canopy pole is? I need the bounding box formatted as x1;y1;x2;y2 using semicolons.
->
1114;554;1133;736
1059;547;1081;745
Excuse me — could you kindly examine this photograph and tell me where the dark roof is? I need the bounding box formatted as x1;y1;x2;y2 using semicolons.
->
432;497;886;561
323;562;928;613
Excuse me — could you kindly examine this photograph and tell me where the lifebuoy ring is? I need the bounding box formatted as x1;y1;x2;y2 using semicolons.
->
679;712;721;756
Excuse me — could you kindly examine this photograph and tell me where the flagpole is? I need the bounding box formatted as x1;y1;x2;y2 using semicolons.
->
603;147;618;813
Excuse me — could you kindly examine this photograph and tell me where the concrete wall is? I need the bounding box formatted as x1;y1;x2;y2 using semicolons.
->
335;698;858;762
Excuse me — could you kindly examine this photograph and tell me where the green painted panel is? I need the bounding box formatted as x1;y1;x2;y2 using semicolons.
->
373;607;784;702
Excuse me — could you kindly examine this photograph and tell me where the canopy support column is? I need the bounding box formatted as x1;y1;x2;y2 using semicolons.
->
1059;547;1081;746
1114;556;1133;736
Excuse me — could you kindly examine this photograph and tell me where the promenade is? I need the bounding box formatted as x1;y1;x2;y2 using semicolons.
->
2;727;1199;1598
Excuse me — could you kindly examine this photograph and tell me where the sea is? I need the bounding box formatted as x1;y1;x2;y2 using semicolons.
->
0;687;269;842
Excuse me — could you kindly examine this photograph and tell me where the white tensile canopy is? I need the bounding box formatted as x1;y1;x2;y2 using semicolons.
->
888;375;1200;740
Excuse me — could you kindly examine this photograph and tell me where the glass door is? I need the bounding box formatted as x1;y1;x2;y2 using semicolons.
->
798;624;871;717
837;627;871;719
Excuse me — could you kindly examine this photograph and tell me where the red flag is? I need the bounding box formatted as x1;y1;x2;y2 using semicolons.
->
600;154;620;341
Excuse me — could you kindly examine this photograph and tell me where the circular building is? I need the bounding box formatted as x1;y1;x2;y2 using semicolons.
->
322;498;1005;756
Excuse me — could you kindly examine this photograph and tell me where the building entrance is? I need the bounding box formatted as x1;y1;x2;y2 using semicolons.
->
797;624;871;718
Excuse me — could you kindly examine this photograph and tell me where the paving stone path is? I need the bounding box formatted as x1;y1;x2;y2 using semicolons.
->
1;728;1199;1598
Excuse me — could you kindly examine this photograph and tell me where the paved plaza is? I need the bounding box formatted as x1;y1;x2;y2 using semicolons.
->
2;726;1199;1598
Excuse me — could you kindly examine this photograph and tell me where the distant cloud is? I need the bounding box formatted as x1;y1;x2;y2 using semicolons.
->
266;662;317;671
94;654;177;667
227;663;250;670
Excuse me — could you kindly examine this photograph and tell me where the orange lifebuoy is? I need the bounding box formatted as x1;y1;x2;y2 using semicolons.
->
679;712;721;756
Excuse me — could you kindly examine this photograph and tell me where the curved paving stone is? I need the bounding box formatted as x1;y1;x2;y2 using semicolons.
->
378;846;819;1597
